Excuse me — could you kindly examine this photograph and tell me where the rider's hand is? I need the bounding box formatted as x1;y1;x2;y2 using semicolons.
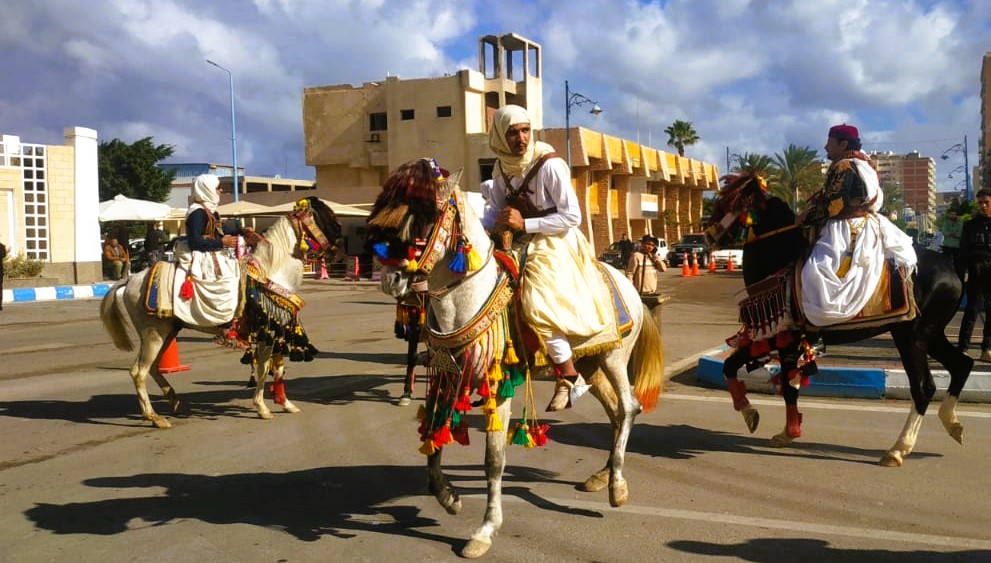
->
498;207;525;231
222;235;238;248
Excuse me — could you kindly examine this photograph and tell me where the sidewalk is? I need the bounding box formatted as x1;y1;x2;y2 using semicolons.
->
696;333;991;403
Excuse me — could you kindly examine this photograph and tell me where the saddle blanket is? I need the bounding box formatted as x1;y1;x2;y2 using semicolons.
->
796;258;916;331
143;252;239;326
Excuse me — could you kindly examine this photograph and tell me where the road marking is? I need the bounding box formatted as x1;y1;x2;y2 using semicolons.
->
490;495;991;550
664;393;991;419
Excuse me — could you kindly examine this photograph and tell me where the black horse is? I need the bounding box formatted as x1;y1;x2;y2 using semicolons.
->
706;173;979;467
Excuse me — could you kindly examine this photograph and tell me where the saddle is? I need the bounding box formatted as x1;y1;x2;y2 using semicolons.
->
795;258;917;331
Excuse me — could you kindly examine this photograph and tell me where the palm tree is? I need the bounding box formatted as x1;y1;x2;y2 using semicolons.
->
730;152;774;178
770;144;822;213
664;120;700;157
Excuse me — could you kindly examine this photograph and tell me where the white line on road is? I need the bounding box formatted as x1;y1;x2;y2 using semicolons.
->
664;393;991;419
490;495;991;550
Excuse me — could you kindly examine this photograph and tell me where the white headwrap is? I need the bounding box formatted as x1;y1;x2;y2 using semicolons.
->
488;104;555;178
189;174;220;215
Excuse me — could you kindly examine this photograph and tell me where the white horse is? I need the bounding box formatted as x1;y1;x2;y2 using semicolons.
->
100;197;343;429
368;160;665;558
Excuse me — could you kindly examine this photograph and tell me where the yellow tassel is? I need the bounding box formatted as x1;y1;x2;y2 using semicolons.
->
466;244;483;271
486;411;503;432
419;440;437;455
405;259;419;273
484;395;497;414
836;252;853;279
504;342;519;365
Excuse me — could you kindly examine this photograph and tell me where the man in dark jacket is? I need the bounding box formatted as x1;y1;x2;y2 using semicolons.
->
957;188;991;360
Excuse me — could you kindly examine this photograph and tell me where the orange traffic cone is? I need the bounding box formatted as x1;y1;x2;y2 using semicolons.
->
319;259;329;280
690;251;700;276
727;254;735;272
680;253;691;277
708;253;717;273
160;339;191;373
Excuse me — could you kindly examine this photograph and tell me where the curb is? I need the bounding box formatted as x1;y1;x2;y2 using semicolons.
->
3;283;114;303
697;347;991;403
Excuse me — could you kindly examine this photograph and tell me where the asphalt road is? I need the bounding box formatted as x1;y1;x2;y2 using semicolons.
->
1;271;990;562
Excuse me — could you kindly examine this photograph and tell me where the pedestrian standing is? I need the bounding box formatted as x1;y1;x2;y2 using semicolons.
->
957;188;991;360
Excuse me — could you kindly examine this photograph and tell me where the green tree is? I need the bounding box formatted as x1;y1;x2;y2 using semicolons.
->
664;120;699;157
878;181;905;219
770;144;822;213
98;137;176;202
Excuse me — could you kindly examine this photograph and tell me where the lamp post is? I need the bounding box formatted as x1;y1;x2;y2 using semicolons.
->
564;80;602;173
941;135;970;203
206;59;239;203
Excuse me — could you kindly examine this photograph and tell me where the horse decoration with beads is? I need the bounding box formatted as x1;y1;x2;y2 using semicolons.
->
705;172;984;466
368;158;665;558
100;196;343;429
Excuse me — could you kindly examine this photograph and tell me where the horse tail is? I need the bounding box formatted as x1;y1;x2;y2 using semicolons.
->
100;280;134;352
631;303;665;413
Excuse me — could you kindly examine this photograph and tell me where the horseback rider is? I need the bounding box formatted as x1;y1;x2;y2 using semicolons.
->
482;104;612;412
800;124;916;327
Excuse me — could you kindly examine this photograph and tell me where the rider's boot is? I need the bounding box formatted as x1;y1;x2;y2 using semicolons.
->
546;358;587;412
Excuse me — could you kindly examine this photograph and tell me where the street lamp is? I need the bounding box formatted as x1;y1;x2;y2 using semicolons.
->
206;59;240;203
941;135;970;203
564;80;602;172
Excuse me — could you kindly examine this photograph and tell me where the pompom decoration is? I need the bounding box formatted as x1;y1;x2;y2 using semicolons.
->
529;423;550;447
485;411;503;432
179;275;194;300
465;242;483;271
448;240;467;274
373;242;390;261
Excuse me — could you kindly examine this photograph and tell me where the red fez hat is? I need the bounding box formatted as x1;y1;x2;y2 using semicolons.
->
828;124;860;142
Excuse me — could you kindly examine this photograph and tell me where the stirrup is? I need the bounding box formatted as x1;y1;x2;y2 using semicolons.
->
546;374;587;412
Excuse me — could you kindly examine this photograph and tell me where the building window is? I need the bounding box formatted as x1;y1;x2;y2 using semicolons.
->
21;143;48;260
400;109;415;120
479;159;496;182
436;105;452;118
369;112;387;131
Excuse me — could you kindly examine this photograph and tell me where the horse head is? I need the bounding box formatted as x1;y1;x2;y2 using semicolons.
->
288;196;346;264
705;173;770;249
365;158;465;299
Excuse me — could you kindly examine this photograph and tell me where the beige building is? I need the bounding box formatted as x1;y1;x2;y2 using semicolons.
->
870;150;936;234
302;33;718;252
0;128;102;284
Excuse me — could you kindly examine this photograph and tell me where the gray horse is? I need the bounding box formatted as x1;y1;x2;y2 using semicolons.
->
100;197;342;428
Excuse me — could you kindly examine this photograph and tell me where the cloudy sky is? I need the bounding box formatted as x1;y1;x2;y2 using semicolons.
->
2;0;988;192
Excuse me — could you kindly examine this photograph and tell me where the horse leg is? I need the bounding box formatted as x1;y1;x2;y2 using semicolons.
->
252;345;275;419
881;324;935;467
463;397;511;559
132;328;178;429
929;331;972;444
270;353;300;414
723;346;760;433
770;348;802;447
580;370;615;494
399;325;419;407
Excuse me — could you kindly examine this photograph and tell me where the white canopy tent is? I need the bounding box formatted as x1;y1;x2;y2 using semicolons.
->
98;194;172;222
215;200;276;217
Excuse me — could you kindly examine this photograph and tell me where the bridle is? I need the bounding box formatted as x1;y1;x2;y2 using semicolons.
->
289;210;339;261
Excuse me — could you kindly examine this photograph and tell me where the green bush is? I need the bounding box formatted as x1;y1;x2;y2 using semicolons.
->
3;253;45;279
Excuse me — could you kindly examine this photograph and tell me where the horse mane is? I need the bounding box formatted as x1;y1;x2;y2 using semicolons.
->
252;215;297;278
366;158;458;260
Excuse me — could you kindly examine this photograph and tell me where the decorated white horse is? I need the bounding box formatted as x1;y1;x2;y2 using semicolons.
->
368;159;665;558
100;196;343;428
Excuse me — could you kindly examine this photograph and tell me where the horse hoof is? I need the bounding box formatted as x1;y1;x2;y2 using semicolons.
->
283;404;301;414
258;410;274;420
769;432;793;448
742;407;760;434
879;451;903;467
947;423;963;445
462;538;492;559
150;417;172;429
397;395;412;407
580;472;608;492
609;480;628;507
438;496;462;515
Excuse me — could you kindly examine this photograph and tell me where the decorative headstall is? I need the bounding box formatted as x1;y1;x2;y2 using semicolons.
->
289;198;337;259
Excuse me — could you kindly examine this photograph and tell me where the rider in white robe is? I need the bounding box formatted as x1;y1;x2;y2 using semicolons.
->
801;125;916;327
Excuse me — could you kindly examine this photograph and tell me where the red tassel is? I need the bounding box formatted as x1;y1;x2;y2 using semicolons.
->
478;377;491;398
432;422;453;448
453;387;472;412
452;420;470;445
529;423;550;447
179;275;194;300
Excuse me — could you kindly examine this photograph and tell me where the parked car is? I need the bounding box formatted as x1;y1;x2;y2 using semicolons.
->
711;247;743;269
598;242;628;270
668;233;710;268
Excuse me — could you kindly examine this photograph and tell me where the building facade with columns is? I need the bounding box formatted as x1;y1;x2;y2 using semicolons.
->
302;33;718;254
0;127;103;284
